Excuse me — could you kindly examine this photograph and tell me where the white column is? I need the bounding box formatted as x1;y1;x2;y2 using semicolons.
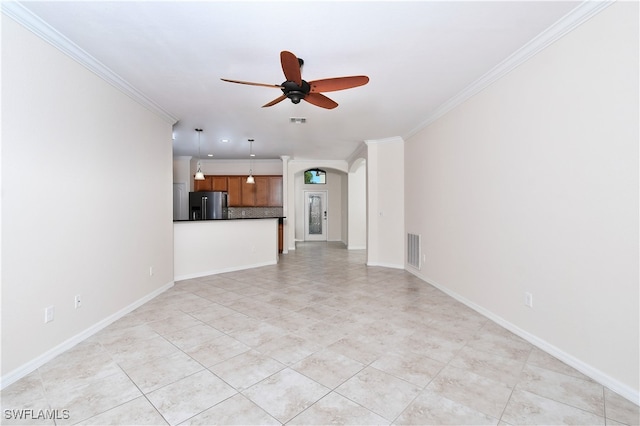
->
280;155;290;254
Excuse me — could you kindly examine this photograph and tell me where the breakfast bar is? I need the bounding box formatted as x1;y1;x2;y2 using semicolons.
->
173;217;281;281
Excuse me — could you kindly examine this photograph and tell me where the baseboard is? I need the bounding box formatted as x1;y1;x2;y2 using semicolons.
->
406;268;640;406
174;260;277;281
348;245;366;250
0;280;175;390
289;239;303;251
367;261;404;269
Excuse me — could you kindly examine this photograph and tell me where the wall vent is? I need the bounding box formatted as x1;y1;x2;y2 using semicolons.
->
407;233;421;269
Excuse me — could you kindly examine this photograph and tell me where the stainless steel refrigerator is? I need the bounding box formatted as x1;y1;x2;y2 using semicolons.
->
189;191;228;220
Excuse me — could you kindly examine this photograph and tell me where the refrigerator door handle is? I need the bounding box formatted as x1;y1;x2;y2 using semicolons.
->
202;196;208;220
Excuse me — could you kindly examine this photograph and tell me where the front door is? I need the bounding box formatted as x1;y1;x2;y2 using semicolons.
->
304;191;327;241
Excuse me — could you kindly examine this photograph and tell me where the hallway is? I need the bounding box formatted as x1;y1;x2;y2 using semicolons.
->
2;242;638;425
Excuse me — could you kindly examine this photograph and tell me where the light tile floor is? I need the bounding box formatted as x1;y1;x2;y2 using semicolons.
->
2;242;639;425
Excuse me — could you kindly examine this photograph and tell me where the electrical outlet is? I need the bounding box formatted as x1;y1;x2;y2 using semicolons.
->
74;295;82;309
44;306;54;323
149;266;154;276
524;292;533;308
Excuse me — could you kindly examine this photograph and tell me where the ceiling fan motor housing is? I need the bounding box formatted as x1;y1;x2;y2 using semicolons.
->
282;80;310;104
221;51;368;109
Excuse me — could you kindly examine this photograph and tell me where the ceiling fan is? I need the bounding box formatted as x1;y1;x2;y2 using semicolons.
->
221;51;369;109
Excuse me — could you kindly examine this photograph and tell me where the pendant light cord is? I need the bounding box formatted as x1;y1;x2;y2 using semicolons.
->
247;139;255;184
196;128;203;158
195;128;204;180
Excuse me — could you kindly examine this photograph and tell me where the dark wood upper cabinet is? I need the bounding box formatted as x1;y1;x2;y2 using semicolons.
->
193;176;212;192
254;176;270;206
226;176;242;207
211;176;228;191
195;175;283;207
241;178;257;206
269;176;283;207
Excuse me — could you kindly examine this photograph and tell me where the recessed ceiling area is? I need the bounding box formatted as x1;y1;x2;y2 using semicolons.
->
16;1;581;160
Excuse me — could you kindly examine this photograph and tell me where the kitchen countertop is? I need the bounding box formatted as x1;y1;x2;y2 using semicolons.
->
174;217;285;222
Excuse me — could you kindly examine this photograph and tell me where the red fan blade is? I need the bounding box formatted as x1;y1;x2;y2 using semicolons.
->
309;76;369;93
304;93;338;109
280;51;302;86
262;95;287;108
221;78;282;89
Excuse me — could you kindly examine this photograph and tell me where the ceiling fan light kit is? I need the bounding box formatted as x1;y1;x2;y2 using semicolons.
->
222;51;369;110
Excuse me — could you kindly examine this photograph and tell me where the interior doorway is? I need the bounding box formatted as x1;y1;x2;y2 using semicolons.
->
304;191;327;241
173;182;188;220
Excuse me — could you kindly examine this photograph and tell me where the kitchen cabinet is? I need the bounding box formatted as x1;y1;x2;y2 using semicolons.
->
212;176;228;191
269;176;283;206
230;175;283;207
227;176;242;207
195;176;228;192
254;176;270;206
193;176;212;192
241;178;257;206
196;175;282;207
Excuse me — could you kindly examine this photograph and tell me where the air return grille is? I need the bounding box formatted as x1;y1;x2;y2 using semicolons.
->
407;233;421;269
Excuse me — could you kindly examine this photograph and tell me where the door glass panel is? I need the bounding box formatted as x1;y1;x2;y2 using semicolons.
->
308;194;323;235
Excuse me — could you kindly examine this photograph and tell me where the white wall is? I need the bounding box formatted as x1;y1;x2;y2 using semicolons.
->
366;138;405;268
1;16;175;385
404;1;638;400
348;159;367;250
196;158;282;176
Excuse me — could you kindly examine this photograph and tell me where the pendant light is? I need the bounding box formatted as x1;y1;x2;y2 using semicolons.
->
246;139;255;184
194;128;205;181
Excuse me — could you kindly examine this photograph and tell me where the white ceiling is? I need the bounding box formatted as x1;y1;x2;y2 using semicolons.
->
17;1;580;161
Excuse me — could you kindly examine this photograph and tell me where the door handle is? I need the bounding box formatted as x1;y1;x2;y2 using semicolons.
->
202;197;208;220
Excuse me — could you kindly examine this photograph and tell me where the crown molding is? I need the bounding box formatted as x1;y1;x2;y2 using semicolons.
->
405;0;615;138
2;1;179;125
346;142;368;166
365;136;404;145
3;0;612;133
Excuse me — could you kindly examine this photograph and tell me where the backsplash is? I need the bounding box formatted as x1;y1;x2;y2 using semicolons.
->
228;207;283;219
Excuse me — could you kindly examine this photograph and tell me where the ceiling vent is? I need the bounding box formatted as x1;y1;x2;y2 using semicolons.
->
290;117;307;124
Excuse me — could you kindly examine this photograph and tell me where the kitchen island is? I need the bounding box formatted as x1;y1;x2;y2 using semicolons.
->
174;217;282;280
